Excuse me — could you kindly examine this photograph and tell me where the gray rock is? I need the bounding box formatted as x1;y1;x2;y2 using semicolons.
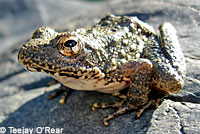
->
0;0;200;134
147;100;200;134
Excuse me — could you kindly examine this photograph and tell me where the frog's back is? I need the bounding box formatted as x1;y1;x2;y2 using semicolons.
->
74;15;156;72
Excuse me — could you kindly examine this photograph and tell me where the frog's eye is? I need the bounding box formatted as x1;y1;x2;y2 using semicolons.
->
57;36;82;57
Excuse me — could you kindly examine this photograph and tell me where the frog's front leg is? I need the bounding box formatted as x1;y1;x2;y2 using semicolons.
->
92;92;128;126
143;23;186;94
48;84;73;104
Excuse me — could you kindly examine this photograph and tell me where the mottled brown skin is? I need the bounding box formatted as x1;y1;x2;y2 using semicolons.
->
18;15;186;125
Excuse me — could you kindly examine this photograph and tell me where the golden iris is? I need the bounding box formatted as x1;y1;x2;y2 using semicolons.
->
57;35;81;57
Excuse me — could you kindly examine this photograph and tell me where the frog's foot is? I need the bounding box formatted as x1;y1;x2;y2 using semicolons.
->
92;100;129;126
48;84;72;104
92;100;124;111
135;90;169;118
103;106;131;126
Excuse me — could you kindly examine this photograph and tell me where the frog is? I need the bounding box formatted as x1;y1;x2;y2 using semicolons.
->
18;14;186;126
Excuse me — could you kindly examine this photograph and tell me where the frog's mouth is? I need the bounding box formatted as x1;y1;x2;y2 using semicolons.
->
25;66;42;72
22;61;105;80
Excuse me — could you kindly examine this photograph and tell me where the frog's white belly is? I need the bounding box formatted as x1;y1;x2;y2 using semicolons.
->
51;74;129;93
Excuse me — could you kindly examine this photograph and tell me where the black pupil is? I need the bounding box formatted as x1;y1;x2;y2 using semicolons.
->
64;40;77;47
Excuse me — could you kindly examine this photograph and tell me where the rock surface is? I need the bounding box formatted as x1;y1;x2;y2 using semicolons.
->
0;0;200;134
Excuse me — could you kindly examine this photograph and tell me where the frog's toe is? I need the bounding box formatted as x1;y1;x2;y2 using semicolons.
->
58;91;71;104
92;100;128;126
48;84;72;104
103;106;130;126
92;103;109;111
92;100;124;111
